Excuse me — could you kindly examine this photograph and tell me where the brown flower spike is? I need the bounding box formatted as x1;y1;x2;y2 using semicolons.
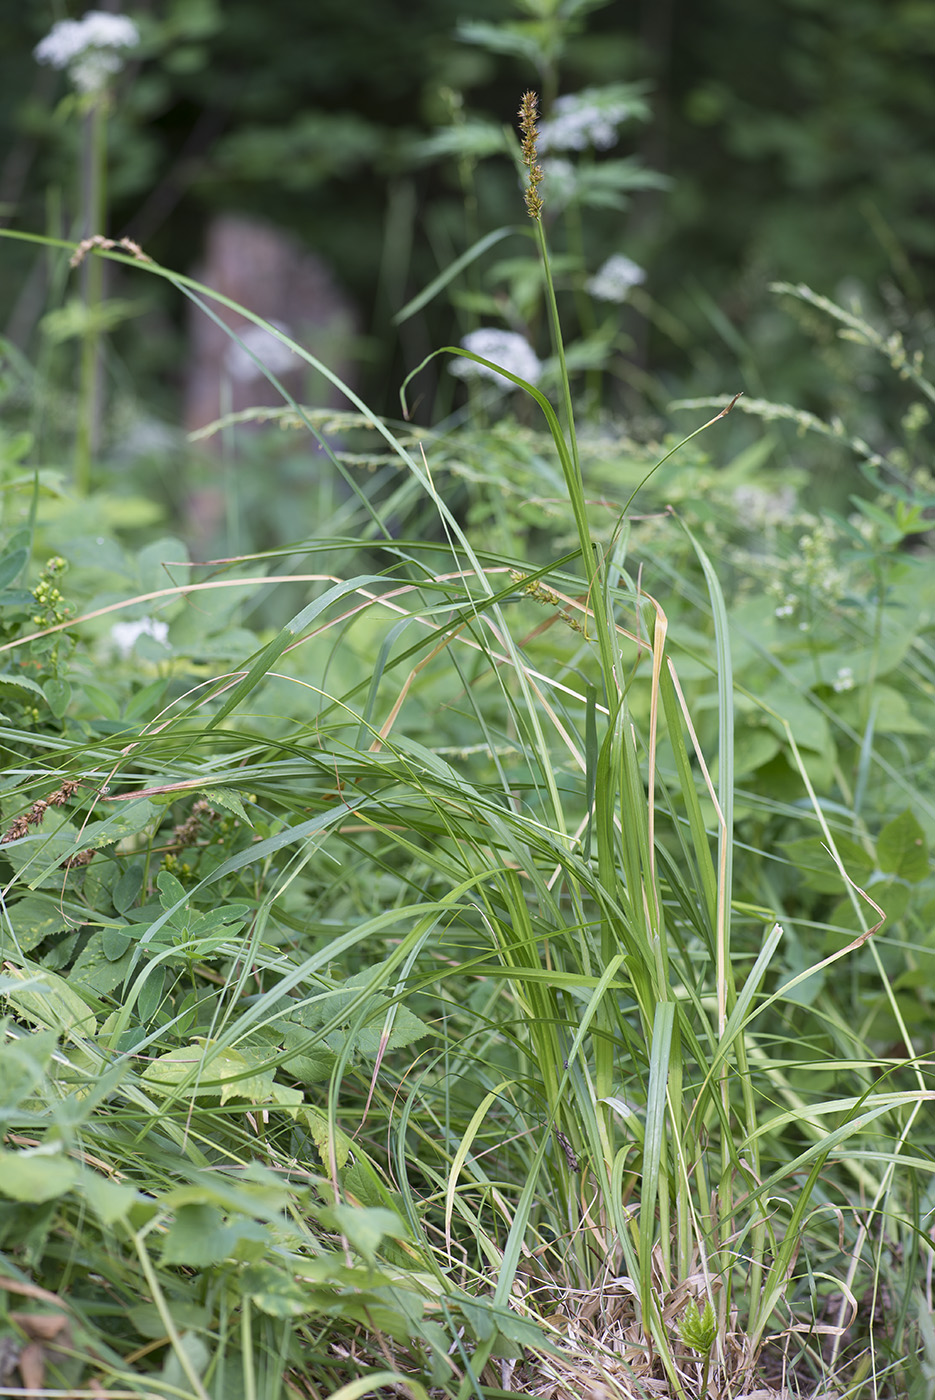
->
519;91;543;220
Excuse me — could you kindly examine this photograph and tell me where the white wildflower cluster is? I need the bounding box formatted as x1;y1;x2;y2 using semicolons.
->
450;329;542;388
539;158;578;211
770;517;849;625
538;87;636;154
586;254;646;304
733;483;798;528
223;321;298;384
797;520;847;602
34;10;140;94
833;666;855;693
111;617;169;658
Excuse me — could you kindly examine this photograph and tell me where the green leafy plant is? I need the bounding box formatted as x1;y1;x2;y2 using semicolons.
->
1;79;935;1400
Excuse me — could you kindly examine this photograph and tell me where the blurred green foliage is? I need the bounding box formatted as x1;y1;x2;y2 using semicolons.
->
1;0;933;440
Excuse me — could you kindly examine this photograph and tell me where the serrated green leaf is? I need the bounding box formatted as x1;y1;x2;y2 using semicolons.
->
281;1034;335;1085
202;787;254;826
355;1004;431;1057
302;1105;352;1168
3;818;80;886
269;1081;304;1112
0;672;47;700
141;1041;274;1103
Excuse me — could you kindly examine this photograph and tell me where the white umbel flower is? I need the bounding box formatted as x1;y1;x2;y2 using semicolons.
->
538;87;637;154
539;157;578;211
35;11;140;94
450;329;542;388
586;254;646;303
111;617;168;658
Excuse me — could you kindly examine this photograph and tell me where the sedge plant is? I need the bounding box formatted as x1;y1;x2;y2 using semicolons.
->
0;90;933;1400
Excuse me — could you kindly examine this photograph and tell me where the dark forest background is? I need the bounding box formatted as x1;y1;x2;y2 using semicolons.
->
1;0;933;436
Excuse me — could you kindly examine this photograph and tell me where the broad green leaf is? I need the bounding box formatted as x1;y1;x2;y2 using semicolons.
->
71;929;135;995
142;1041;274;1103
241;1263;311;1318
137;535;188;593
43;677;71;717
7;896;67;952
83;798;157;849
82;683;121;721
877;809;928;882
0;673;46;700
0;1148;78;1202
3;818;80;886
779;835;873;894
161;1331;211;1392
730;724;781;779
761;685;832;753
123;676;168;723
302;1105;353;1168
269;1082;304;1112
157;869;187;909
0;547;28;591
127;1302;209;1340
319;1204;408;1263
80;1169;138;1224
161;1204;238;1267
137;966;165;1023
281;1031;335;1084
4;964;97;1038
0;1029;58;1107
113;862;144;914
836;683;927;735
829;879;909;936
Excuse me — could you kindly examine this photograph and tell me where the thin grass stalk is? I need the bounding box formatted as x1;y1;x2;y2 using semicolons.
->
75;96;107;491
678;518;778;1337
517;92;617;688
132;1222;212;1400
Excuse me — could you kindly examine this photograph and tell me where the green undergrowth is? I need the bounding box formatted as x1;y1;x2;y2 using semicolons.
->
1;139;935;1400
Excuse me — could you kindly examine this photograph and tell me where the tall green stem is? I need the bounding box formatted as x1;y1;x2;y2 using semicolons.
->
75;94;107;493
